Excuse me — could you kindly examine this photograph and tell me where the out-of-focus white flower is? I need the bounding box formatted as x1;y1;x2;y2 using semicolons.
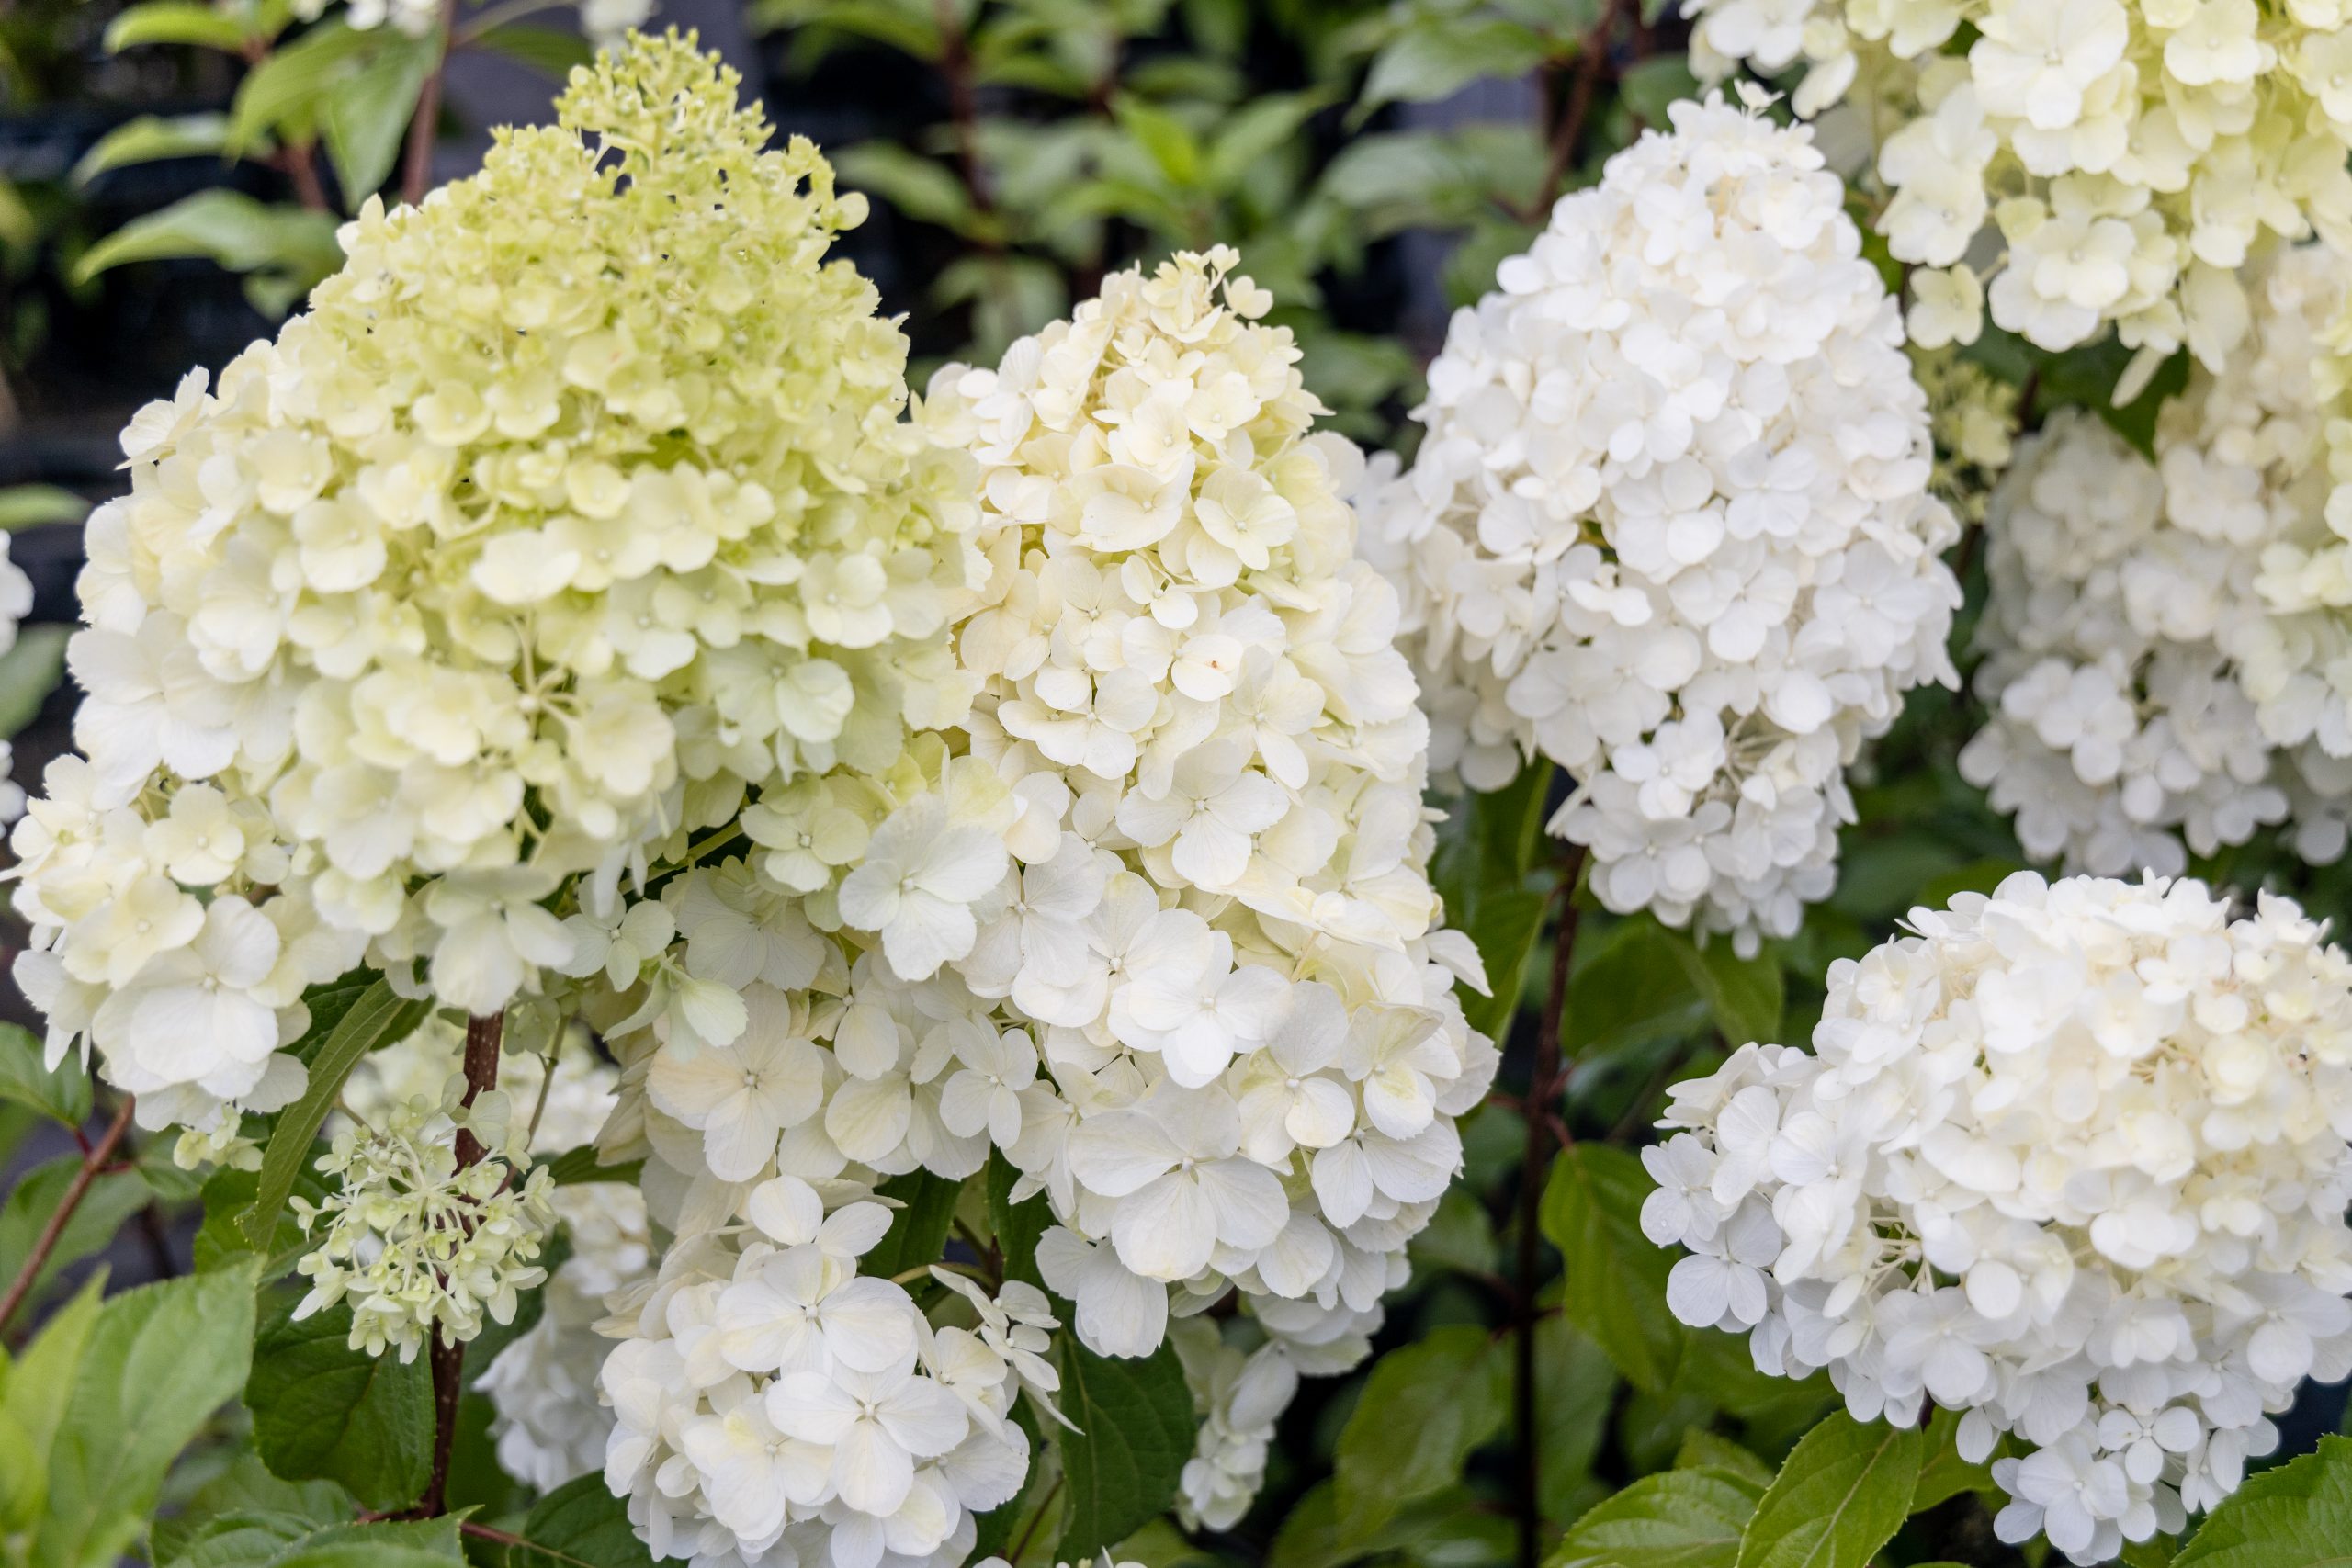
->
1962;248;2352;873
1362;97;1961;953
1647;871;2352;1563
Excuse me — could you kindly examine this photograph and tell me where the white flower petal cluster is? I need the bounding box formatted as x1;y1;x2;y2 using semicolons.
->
584;254;1492;1568
1961;248;2352;874
596;1175;1044;1568
292;1080;559;1362
1681;0;2352;365
1361;98;1962;952
1645;871;2352;1562
7;34;979;1143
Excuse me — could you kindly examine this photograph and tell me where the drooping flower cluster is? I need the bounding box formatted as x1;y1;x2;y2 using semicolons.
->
1681;0;2352;365
588;254;1494;1564
1360;97;1962;951
292;1077;560;1362
1960;247;2352;874
344;1019;656;1489
1169;1297;1383;1530
1645;872;2352;1562
596;1175;1051;1568
7;34;979;1146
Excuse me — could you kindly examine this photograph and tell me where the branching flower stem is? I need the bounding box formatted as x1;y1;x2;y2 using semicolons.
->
0;1094;135;1333
416;1009;503;1517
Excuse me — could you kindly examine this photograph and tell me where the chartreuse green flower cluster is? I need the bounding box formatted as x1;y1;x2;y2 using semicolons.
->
9;30;980;1152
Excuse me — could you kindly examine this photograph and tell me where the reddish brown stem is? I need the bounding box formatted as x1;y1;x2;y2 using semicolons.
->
414;1010;503;1517
400;0;464;208
1514;851;1585;1568
0;1096;135;1331
935;0;995;221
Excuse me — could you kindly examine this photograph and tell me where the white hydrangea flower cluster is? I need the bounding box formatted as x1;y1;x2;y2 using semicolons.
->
1680;0;2352;365
1961;248;2352;874
1168;1297;1383;1530
1360;97;1962;952
6;34;979;1148
596;1174;1053;1568
292;1079;560;1362
586;254;1494;1567
346;1019;656;1490
1644;871;2352;1563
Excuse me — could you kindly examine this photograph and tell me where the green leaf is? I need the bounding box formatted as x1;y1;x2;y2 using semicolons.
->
0;1022;90;1127
0;1154;151;1325
1334;1324;1510;1545
194;1164;324;1280
148;1451;353;1564
319;30;436;207
32;1261;261;1568
1054;1335;1193;1562
1618;56;1700;128
1539;1141;1683;1392
105;1;252;51
468;23;595;76
860;1169;963;1281
1666;932;1782;1047
1545;1467;1764;1568
1272;1483;1507;1568
1735;1412;1925;1568
242;977;430;1249
0;1273;107;1534
543;1144;646;1187
1203;91;1327;193
986;1150;1050;1292
0;486;92;529
1909;1407;1996;1514
73;114;234;186
1356;20;1553;118
73;190;343;295
833;143;979;233
227;20;379;155
1677;1430;1777;1489
170;1516;461;1568
1566;921;1709;1057
244;1295;434;1511
2121;1538;2177;1568
0;624;67;740
1537;1316;1617;1503
1430;763;1555;1041
2173;1434;2352;1568
1111;95;1204;187
503;1473;658;1567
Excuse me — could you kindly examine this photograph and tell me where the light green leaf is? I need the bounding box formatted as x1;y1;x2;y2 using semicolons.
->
0;1273;107;1534
73;115;234;186
1539;1316;1618;1504
0;1022;89;1127
32;1262;262;1568
1735;1412;1924;1568
105;1;251;52
1054;1335;1193;1562
468;24;594;77
0;625;68;740
1356;19;1552;118
1333;1323;1510;1545
1203;91;1327;192
2173;1435;2352;1568
1678;1430;1777;1489
242;977;429;1249
319;31;437;207
503;1472;661;1567
0;1155;151;1327
227;20;378;154
1111;95;1204;187
74;190;342;295
148;1451;353;1564
1667;931;1782;1047
1539;1142;1683;1392
833;143;978;233
1546;1467;1765;1568
244;1296;434;1511
1271;1483;1505;1568
1909;1406;1996;1514
0;485;92;528
1618;56;1701;128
